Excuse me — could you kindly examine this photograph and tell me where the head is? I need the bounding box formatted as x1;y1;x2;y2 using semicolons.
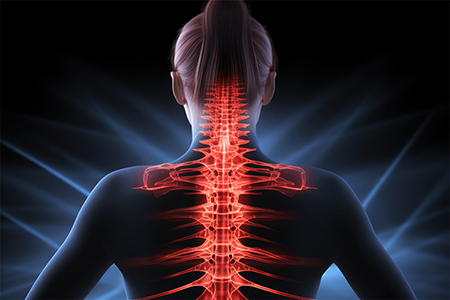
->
170;0;277;136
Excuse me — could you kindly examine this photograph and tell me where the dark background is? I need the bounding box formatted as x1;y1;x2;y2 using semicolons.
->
2;1;448;299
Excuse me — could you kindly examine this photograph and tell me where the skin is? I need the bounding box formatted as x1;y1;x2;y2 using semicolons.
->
25;73;416;300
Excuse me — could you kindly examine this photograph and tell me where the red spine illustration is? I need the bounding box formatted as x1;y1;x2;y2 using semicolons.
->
133;76;317;300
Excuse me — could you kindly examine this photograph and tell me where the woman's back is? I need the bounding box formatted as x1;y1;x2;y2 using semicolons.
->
69;154;413;300
87;164;345;300
84;82;344;299
25;1;416;299
25;161;415;300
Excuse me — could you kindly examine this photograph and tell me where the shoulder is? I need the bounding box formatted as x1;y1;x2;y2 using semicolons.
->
64;165;157;244
81;165;153;211
74;165;155;224
301;166;374;232
299;166;362;211
91;165;149;194
301;166;354;193
97;165;149;185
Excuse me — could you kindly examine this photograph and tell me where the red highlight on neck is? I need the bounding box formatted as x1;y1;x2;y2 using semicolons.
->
133;76;317;300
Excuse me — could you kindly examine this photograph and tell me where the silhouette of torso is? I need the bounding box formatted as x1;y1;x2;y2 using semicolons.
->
97;164;346;300
100;81;348;299
25;78;416;300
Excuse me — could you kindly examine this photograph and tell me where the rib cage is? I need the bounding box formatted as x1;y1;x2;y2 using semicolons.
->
133;76;317;300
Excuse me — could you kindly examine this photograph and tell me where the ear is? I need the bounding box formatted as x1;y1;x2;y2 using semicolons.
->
171;71;186;105
262;71;276;106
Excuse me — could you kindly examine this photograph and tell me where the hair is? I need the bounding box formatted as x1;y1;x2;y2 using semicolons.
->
171;0;277;108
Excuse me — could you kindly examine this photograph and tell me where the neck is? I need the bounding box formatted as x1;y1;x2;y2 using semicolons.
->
172;131;275;164
172;78;275;165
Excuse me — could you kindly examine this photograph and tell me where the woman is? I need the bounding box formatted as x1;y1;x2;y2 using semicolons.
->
26;1;416;299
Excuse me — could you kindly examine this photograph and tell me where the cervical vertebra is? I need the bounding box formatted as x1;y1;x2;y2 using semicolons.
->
134;76;317;300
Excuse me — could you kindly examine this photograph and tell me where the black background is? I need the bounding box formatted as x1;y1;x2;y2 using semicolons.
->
2;1;449;300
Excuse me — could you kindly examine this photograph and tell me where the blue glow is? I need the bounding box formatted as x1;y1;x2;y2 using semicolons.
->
362;109;436;209
385;178;448;250
2;61;448;300
1;210;60;250
1;140;90;197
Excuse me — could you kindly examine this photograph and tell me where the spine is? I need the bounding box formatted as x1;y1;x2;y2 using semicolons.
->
133;76;318;300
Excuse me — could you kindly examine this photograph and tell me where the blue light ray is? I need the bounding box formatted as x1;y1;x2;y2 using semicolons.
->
43;143;103;178
3;264;42;274
3;111;113;141
1;210;59;250
308;102;368;165
362;108;438;208
2;175;79;214
95;278;125;300
5;111;176;167
1;282;35;297
385;178;448;250
1;140;90;197
96;284;124;300
284;102;364;165
53;61;190;148
339;110;425;144
380;207;449;245
392;233;448;259
126;95;190;143
85;266;126;299
89;98;173;162
260;95;332;154
3;57;447;300
262;59;397;144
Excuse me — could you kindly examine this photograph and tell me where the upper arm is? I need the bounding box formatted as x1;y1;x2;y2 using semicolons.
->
331;175;416;299
26;173;116;299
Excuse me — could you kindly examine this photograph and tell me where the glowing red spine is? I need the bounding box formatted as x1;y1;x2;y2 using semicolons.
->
133;77;317;300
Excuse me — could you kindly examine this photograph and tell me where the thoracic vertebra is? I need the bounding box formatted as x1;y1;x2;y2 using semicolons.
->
133;76;318;300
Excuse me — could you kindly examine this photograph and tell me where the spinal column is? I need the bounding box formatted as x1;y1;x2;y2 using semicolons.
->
133;76;318;300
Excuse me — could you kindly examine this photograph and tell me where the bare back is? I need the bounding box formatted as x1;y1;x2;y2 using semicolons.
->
26;78;415;300
97;164;344;299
